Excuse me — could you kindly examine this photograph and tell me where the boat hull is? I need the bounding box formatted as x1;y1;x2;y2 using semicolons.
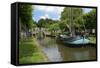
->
63;38;89;45
58;35;90;45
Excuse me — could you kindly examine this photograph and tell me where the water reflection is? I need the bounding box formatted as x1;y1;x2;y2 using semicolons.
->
38;37;62;62
37;37;96;62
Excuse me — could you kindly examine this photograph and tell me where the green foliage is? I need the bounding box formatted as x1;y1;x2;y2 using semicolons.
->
60;7;83;31
32;21;37;28
19;4;33;29
83;9;96;29
58;22;67;32
37;18;55;28
60;7;96;32
89;36;96;44
37;19;46;28
74;15;84;29
48;23;60;31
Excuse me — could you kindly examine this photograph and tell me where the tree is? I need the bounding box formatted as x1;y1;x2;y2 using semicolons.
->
37;19;46;28
74;15;85;30
48;22;60;36
32;21;37;28
83;9;96;29
48;23;60;31
19;4;33;29
60;7;83;33
19;4;34;38
82;9;96;34
37;18;57;29
59;21;68;32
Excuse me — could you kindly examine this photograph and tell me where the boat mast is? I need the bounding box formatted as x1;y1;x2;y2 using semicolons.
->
69;8;72;33
70;7;75;36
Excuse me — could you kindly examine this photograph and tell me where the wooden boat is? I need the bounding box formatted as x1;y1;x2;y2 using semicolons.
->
58;35;89;45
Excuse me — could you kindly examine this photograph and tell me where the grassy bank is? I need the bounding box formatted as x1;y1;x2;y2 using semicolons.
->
19;37;48;64
89;36;96;44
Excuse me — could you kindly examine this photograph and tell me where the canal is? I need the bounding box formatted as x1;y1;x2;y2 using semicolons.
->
37;37;96;62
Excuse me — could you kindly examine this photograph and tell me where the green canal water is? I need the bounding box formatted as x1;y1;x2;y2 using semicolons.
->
37;37;96;62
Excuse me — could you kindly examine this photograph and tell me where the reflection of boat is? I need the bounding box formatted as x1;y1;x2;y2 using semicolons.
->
57;43;96;61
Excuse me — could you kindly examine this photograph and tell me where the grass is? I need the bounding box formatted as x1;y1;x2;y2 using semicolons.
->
19;37;48;64
88;36;96;44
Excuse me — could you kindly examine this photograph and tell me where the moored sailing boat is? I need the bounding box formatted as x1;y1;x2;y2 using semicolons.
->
58;8;90;45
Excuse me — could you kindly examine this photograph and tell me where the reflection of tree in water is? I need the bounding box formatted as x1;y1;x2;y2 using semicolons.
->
38;37;56;48
36;28;45;39
37;37;96;62
37;37;63;61
57;44;96;61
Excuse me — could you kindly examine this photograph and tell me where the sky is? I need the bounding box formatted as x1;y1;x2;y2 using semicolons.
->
32;5;92;22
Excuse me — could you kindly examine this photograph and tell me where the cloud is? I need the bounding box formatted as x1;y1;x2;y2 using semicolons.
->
34;5;64;21
46;7;55;12
40;14;50;19
33;4;93;22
